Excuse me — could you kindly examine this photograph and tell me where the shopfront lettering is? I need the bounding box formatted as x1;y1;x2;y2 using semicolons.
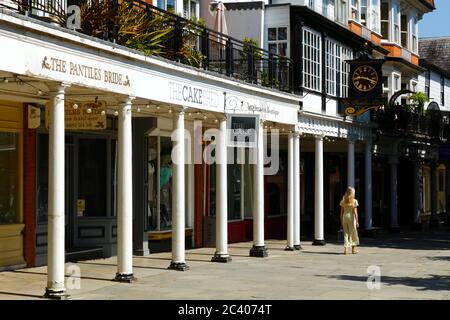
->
41;56;130;87
168;81;219;109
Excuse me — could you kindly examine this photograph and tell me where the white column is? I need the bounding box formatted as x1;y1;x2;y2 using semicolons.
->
285;132;295;251
45;83;68;299
313;135;325;245
389;155;399;231
430;161;439;227
115;97;135;282
212;118;231;262
347;139;355;188
293;133;301;249
169;110;189;270
250;120;267;257
364;142;373;233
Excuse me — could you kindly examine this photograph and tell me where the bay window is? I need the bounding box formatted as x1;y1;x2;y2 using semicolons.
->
360;0;367;26
336;0;348;24
412;16;418;53
303;28;322;92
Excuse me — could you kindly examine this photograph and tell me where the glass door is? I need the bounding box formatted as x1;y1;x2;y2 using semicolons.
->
147;133;174;231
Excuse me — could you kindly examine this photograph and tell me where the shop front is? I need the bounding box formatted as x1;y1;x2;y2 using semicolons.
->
0;100;24;270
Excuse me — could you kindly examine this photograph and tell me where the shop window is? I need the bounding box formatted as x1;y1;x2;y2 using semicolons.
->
228;163;242;221
267;150;287;217
78;138;107;217
0;132;19;224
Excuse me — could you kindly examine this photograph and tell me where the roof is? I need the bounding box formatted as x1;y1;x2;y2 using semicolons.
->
419;37;450;74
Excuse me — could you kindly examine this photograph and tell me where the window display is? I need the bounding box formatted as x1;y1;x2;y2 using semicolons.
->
0;132;19;224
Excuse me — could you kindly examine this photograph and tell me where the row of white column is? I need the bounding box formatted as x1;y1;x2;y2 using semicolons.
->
45;86;374;297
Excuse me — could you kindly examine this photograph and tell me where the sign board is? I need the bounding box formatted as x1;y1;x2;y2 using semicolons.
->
342;53;385;116
227;114;259;148
45;101;107;130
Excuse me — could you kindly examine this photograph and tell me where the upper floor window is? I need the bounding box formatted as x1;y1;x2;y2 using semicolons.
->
412;16;418;53
157;0;175;12
380;1;389;39
323;0;336;19
268;27;288;57
441;76;445;106
303;28;322;92
371;0;380;33
183;0;198;19
360;0;368;25
351;0;360;21
336;0;348;24
393;2;400;44
401;15;408;48
425;70;431;98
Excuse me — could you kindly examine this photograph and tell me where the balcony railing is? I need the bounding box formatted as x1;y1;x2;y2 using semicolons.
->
373;105;450;142
1;0;293;92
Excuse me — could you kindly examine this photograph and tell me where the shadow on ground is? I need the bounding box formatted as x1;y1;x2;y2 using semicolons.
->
318;274;450;292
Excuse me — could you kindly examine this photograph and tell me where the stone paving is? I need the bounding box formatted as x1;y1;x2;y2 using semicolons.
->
1;231;450;300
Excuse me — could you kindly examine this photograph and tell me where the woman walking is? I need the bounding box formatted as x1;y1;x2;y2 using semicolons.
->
340;187;360;255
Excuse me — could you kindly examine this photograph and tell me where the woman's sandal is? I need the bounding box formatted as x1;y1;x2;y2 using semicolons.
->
352;247;358;254
343;248;348;255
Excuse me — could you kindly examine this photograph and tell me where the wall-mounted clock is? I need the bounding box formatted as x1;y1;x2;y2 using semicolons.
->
352;65;379;92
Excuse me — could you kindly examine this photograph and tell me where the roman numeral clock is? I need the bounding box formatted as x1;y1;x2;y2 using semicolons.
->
342;53;386;117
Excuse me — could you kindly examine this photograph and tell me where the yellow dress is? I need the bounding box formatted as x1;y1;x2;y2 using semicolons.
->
340;199;359;248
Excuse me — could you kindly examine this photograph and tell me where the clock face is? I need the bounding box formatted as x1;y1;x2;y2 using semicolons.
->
352;65;379;92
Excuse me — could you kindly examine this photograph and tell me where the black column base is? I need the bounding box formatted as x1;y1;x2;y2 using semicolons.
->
211;254;232;263
294;245;302;250
44;288;69;300
312;239;326;246
429;219;440;228
113;273;136;283
362;229;374;237
284;246;295;251
412;222;422;231
168;261;190;271
389;227;400;233
249;245;268;257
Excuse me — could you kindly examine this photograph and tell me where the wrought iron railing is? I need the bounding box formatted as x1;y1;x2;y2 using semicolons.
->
1;0;293;92
373;105;450;142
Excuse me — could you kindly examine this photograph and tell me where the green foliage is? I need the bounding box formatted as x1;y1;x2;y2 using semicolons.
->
410;92;429;107
241;37;263;61
117;2;173;56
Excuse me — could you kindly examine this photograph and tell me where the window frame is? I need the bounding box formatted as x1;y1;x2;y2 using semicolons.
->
267;26;289;57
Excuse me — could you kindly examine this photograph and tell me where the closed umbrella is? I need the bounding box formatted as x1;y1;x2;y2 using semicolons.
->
213;1;228;44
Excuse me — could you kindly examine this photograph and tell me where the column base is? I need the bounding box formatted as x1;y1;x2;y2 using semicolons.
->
294;245;302;250
113;273;136;283
284;246;295;251
44;288;69;300
429;219;440;228
211;254;232;263
249;246;268;257
412;222;422;231
389;227;400;233
362;229;374;237
312;239;326;246
168;261;190;271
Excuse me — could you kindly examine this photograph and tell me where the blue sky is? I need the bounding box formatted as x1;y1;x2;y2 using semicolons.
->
420;0;450;38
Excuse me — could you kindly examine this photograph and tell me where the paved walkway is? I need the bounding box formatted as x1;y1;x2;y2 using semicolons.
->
1;232;450;300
